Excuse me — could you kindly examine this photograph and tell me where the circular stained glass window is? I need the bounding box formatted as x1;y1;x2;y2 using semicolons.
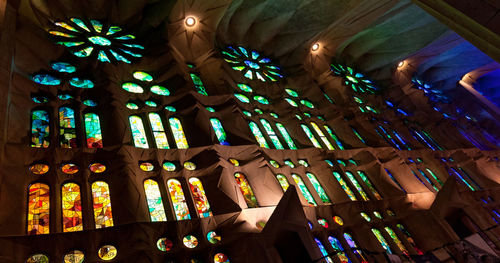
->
214;253;230;263
163;162;176;172
156;237;173;252
183;161;196;171
207;231;221;244
269;160;280;168
89;163;106;173
333;216;344;226
222;46;283;82
30;164;49;175
317;218;328;228
61;163;79;174
140;162;154;171
63;250;85;263
98;245;117;260
229;159;239;166
26;254;49;263
183;235;198;248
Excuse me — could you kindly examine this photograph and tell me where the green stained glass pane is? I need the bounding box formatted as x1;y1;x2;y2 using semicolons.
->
145;101;158;107
276;174;289;192
88;36;111;46
70;18;90;32
31;110;50;148
149;85;170;96
306;172;331;204
51;62;76;73
84;113;103;148
353;96;363;104
385;227;409;256
121;49;141;58
269;160;280;168
98;50;110;62
323;125;344;150
292;174;317;206
148;113;169;149
360;212;371;222
298;160;309;167
234;93;250;103
285;88;299;97
295;115;302;120
32;74;60;85
242;111;252;117
59;107;76;148
122;82;143;93
106;26;122;35
189;73;208;95
237;83;253;92
254;95;269;105
284;160;295;168
270;112;278;118
248;121;269;148
234;172;258;208
351;127;365;144
58;94;73;100
83;100;97;107
332;171;357;201
90;20;103;33
144;179;167;222
73;47;93;57
114;34;135;40
357;171;382;200
163;162;176;171
325;160;334;167
303;112;311;118
110;49;130;63
129;115;149;148
206;107;215;112
275;123;297;149
426;168;443;186
328;236;350;263
133;71;153;82
255;108;263;114
345;171;369;201
210;118;229;145
310;122;334;150
126;102;139;110
69;78;94;88
301;124;322;148
285;98;298;107
49;30;76;37
300;99;315;108
169;117;189;149
57;42;84;47
371;228;393;254
165;106;176;112
122;43;144;49
260;119;283;149
373;211;382;219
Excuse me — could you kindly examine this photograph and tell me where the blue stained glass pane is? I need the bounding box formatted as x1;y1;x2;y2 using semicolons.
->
70;18;90;32
110;49;131;63
106;26;122;35
73;47;94;57
31;110;50;148
83;100;97;107
69;78;94;88
210;118;229;145
90;20;103;33
32;74;61;85
238;47;249;57
88;36;111;46
51;62;76;73
98;50;110;62
244;60;260;69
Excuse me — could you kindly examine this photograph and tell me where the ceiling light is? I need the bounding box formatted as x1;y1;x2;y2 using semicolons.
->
185;16;196;27
397;61;405;68
311;43;320;51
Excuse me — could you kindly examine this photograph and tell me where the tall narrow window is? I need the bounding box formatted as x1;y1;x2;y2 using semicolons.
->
61;182;83;232
384;227;409;256
169;117;189;149
84;113;103;148
371;228;393;254
328;236;351;263
356;171;382;200
188;177;212;218
248;121;269;148
396;223;424;255
260;119;284;149
167;179;191;220
306;173;331;204
144;179;167;222
426;168;443;187
190;73;208;95
210;118;229;145
350;126;365;144
292;174;317;206
384;169;406;193
276;174;289;192
458;167;482;190
343;233;368;263
417;169;439;191
27;183;50;235
314;238;334;263
324;125;344;150
31;110;50;148
148;113;169;149
234;172;258;208
301;124;322;148
332;171;357;201
310;122;334;150
275;123;297;149
91;181;113;228
59;107;77;148
344;171;369;201
129;115;149;148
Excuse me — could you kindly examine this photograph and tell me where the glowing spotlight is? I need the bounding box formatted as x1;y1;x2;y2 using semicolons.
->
185;16;196;27
397;61;405;68
311;43;320;51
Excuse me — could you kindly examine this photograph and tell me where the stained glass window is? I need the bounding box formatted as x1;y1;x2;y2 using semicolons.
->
27;183;50;235
275;123;297;149
330;63;378;94
371;228;392;254
188;177;212;218
323;125;344;150
222;46;283;82
343;233;368;263
207;231;221;244
210;118;229;145
328;236;350;263
190;73;208;95
248;121;269;148
332;171;357;201
157;237;173;251
292;174;317;206
345;171;369;201
356;171;382;200
360;212;371;222
59;107;77;148
314;238;334;263
351;127;365;144
148;113;169;149
129;115;149;148
84;113;103;148
276;174;289;192
426;168;444;187
169;117;189;149
167;179;191;220
30;164;49;175
91;181;113;228
384;169;406;193
144;179;167;222
234;172;258;208
301;124;322;148
122;82;143;93
306;173;331;204
214;253;230;263
63;250;85;263
26;254;49;263
260;119;284;149
97;245;117;260
237;83;253;92
234;93;250;103
61;183;83;232
31;110;50;148
384;227;409;256
183;235;198;248
417;168;439;191
397;223;424;255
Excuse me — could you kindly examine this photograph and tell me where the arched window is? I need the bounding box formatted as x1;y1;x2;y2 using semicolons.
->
84;113;103;148
275;174;289;192
328;236;350;263
344;171;369;201
91;181;113;228
384;227;409;256
27;183;50;235
332;171;357;201
129;115;149;148
148;113;169;149
275;123;297;149
371;228;392;254
190;73;208;95
356;171;382;200
167;179;191;220
188;177;212;218
248;121;269;148
310;122;334;150
31;109;50;148
323;125;344;150
59;107;77;148
209;118;229;145
300;124;322;148
259;119;284;149
291;174;317;206
343;233;368;263
305;173;331;204
144;179;167;222
314;238;334;263
234;172;258;208
169;117;189;149
61;182;83;232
